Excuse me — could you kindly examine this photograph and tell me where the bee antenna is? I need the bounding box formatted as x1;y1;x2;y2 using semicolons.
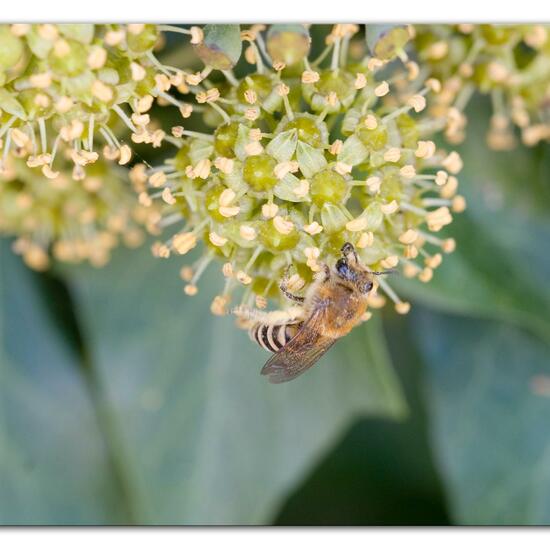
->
369;269;396;276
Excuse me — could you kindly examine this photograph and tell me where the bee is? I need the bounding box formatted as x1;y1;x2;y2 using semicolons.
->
237;242;391;383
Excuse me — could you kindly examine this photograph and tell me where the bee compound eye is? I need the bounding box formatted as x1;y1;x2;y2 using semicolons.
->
363;280;374;293
336;258;348;276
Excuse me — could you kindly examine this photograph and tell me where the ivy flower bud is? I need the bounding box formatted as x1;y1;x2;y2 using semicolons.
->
194;24;242;70
366;24;411;61
267;24;311;66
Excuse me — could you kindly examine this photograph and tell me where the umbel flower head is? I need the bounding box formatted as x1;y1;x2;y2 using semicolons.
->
0;151;157;270
0;23;201;178
413;24;550;149
144;24;465;317
0;23;206;267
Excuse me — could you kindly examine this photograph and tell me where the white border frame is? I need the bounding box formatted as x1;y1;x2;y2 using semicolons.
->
1;0;550;23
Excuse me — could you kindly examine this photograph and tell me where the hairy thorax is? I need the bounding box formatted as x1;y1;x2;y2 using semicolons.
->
310;280;367;339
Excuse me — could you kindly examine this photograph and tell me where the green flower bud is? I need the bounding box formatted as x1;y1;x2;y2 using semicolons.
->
243;154;278;191
302;69;356;113
237;74;273;103
48;39;88;77
357;123;388;150
259;219;300;251
205;185;230;222
266;24;311;66
193;24;242;70
173;144;192;172
17;89;52;119
479;24;515;45
126;24;159;55
396;113;420;149
366;24;411;60
214;121;240;157
310;169;348;206
283;115;327;147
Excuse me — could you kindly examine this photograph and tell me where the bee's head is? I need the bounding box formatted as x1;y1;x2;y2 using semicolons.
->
335;242;392;294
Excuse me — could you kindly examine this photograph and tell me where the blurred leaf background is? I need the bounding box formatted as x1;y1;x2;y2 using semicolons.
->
2;86;550;525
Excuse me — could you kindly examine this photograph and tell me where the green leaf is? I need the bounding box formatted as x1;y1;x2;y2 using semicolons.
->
0;240;127;525
68;244;406;524
412;307;550;525
395;99;550;342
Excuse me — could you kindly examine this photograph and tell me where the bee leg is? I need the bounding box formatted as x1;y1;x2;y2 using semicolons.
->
234;304;300;322
279;280;305;304
232;305;274;325
312;263;331;283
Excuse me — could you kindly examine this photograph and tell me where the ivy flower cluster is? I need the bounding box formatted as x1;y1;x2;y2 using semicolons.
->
413;24;550;149
141;24;465;316
0;23;202;267
0;24;170;171
0;152;156;270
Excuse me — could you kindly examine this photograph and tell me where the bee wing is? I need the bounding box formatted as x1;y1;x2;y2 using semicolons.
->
261;307;336;384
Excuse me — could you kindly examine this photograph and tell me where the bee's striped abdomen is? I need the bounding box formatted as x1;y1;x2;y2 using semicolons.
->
249;323;300;353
